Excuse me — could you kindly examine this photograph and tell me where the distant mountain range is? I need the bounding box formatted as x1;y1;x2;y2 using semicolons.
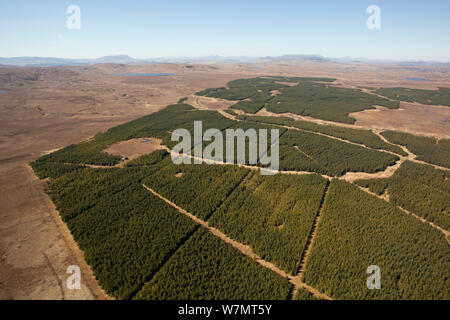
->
0;55;137;67
0;54;449;67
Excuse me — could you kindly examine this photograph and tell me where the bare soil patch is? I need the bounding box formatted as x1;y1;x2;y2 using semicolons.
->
270;90;280;96
103;138;163;162
350;102;450;139
186;95;238;111
339;155;411;183
275;81;299;87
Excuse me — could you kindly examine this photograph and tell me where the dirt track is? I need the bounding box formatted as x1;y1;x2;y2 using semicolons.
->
142;184;332;300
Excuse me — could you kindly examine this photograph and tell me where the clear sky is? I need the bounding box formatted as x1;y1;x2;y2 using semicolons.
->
1;0;449;61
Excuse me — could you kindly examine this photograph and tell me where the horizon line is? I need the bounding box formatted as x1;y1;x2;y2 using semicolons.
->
1;54;449;64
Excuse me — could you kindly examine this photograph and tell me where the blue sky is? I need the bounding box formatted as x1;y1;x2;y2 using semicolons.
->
0;0;449;61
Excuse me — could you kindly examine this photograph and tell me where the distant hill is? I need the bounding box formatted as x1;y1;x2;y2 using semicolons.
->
0;55;138;66
94;55;136;64
259;54;329;63
0;55;448;67
0;57;90;66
